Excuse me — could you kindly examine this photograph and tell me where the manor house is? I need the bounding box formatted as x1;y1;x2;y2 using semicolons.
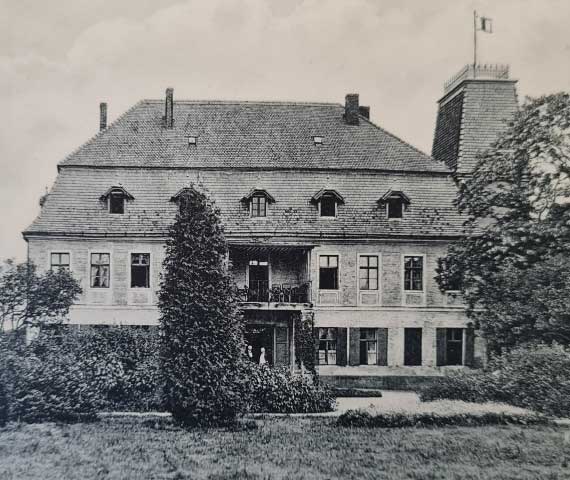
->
24;64;518;380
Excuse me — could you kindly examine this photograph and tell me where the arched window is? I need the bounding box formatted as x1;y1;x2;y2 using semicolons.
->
100;186;134;214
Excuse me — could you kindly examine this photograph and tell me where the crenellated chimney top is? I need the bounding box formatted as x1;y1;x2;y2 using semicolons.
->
99;102;107;131
165;88;174;128
344;93;360;125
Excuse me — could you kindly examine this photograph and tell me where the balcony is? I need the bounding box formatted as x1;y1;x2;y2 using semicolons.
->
229;243;313;309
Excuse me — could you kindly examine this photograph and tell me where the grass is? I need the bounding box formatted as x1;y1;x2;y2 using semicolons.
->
0;416;569;479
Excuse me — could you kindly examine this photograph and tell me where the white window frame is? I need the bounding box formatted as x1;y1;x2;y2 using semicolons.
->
356;253;381;306
249;195;269;219
88;250;112;290
48;250;72;273
128;251;151;290
401;253;426;306
317;252;341;305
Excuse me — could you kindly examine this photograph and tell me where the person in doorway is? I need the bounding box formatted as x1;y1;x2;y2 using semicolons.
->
259;347;266;366
246;344;254;362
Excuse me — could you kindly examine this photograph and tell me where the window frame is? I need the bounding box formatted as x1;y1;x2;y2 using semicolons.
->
129;252;151;289
250;194;268;218
318;327;337;365
386;197;404;220
358;254;379;291
49;251;71;272
108;190;126;214
402;254;425;292
318;254;340;291
318;194;337;218
359;328;378;365
89;252;111;289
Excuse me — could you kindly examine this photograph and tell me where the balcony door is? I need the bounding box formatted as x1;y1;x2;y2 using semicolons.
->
248;259;269;302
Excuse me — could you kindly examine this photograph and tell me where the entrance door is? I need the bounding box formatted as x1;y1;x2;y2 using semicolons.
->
404;328;422;366
245;325;274;365
249;260;269;302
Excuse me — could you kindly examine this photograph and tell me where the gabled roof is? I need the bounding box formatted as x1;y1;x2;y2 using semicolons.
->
241;189;276;203
58;100;450;173
99;186;134;200
310;189;345;204
378;190;411;204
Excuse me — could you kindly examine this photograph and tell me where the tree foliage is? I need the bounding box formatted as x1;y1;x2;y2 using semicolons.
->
0;259;82;332
437;93;570;352
158;187;246;426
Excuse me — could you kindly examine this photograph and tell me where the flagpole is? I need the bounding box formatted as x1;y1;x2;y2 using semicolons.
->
473;10;477;77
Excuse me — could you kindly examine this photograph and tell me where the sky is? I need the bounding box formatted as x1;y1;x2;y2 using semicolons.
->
1;0;570;261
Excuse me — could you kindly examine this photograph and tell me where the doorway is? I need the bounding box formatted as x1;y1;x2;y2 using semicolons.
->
248;259;269;302
404;328;422;366
245;325;274;365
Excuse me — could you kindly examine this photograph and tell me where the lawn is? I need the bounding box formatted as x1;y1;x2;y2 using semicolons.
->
0;416;568;479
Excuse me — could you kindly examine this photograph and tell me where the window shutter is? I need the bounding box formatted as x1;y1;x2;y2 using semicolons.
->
376;328;388;366
275;327;289;366
336;328;347;366
436;328;447;366
465;327;475;367
349;328;360;366
313;327;320;365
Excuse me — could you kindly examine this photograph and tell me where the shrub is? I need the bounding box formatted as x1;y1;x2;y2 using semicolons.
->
244;364;335;413
420;343;570;417
159;187;246;426
336;409;550;428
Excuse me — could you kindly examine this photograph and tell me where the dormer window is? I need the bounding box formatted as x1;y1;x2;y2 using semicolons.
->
311;189;344;218
378;190;410;220
240;189;275;218
170;187;196;214
188;136;197;146
100;186;134;215
313;136;323;145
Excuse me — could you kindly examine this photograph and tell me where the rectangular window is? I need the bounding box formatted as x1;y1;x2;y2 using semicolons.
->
318;328;337;365
109;193;124;214
90;253;110;288
359;255;378;290
251;196;267;217
360;328;377;365
131;253;150;288
320;195;336;217
50;252;70;272
446;328;463;365
404;256;423;291
319;255;339;290
387;198;403;219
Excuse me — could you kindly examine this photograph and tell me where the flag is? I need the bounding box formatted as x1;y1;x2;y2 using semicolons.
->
480;16;493;33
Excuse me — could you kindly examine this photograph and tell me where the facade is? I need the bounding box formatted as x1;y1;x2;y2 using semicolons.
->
23;65;518;376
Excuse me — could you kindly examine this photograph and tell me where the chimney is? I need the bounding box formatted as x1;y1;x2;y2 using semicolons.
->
344;93;360;125
99;102;107;131
165;88;174;128
358;105;370;120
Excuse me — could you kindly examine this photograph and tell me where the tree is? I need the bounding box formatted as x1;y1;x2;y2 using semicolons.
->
437;93;570;353
0;259;82;333
158;187;246;426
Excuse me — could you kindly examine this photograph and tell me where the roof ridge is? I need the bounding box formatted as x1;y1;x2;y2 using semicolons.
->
140;99;343;107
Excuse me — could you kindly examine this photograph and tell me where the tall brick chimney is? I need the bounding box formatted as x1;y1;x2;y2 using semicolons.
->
165;88;174;128
344;93;360;125
99;102;107;131
432;64;518;177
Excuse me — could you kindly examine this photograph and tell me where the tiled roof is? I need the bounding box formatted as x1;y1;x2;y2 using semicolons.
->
25;168;465;239
59;100;449;172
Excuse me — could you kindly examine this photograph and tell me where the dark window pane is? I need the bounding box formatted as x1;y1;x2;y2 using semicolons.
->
320;195;336;217
404;255;423;291
131;253;150;288
319;268;338;289
387;198;403;219
109;193;124;214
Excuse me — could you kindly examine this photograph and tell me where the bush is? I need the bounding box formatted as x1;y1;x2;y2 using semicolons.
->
244;364;335;413
336;409;550;428
420;343;570;417
0;374;7;427
159;187;246;426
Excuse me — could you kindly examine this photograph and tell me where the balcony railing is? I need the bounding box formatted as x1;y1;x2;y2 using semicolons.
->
238;281;312;304
444;64;510;94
